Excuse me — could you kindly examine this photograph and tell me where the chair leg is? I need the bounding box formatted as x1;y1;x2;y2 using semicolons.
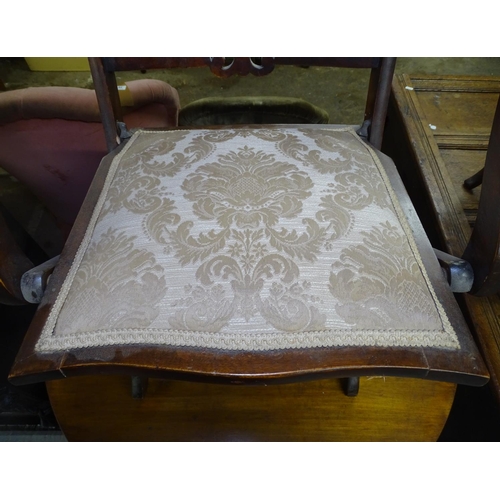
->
463;168;484;190
131;376;149;399
342;377;360;397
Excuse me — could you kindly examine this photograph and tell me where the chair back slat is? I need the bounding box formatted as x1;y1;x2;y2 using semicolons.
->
104;57;383;72
89;57;396;152
368;58;397;149
89;58;122;151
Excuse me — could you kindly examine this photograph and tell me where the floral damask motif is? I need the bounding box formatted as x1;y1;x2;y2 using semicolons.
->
274;133;310;161
102;170;171;218
40;127;459;353
144;199;181;246
315;195;353;244
299;128;374;174
119;130;190;172
266;219;326;261
55;228;167;335
162;142;332;331
103;131;237;216
121;176;164;214
181;145;313;228
197;254;290;322
169;222;230;266
170;251;325;332
169;284;235;333
328;221;442;330
201;130;241;142
260;279;326;332
249;129;287;142
150;132;442;335
326;170;391;211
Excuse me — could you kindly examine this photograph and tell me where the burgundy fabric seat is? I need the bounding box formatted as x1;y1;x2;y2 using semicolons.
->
0;79;180;304
0;80;180;234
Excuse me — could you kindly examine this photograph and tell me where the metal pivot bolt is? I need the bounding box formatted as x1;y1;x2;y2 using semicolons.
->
20;255;60;303
434;248;474;293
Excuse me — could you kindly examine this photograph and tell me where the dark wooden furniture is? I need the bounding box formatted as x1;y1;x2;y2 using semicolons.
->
0;210;34;304
90;57;395;151
463;94;500;296
46;374;456;441
384;73;500;406
8;60;490;440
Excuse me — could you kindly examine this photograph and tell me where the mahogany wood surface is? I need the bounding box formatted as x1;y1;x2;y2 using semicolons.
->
384;73;500;405
47;374;456;441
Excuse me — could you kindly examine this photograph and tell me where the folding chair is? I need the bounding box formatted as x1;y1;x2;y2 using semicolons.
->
9;58;489;441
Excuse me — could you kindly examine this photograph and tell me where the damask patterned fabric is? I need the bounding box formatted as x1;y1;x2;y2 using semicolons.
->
36;127;460;352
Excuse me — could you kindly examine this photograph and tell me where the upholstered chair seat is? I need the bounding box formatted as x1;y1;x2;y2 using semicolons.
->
0;80;180;233
37;126;460;356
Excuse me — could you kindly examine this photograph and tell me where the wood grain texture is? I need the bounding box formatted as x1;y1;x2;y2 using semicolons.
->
47;375;456;441
386;74;500;406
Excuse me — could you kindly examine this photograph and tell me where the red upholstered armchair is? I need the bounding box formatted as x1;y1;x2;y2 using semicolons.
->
0;79;180;304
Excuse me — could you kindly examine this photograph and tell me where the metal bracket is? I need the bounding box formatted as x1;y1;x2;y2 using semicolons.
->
356;119;371;140
117;121;132;142
433;248;474;293
20;255;60;303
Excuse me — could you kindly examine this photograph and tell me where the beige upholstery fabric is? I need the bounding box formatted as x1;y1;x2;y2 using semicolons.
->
37;127;459;352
